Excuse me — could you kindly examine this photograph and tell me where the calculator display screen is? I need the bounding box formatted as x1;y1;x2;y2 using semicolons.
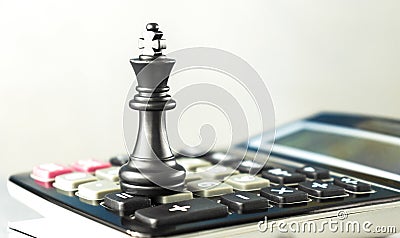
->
275;130;400;174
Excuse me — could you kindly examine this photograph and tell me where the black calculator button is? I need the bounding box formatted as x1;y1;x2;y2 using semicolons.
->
104;192;151;215
260;186;308;204
220;191;269;214
295;166;330;180
262;168;306;184
134;198;228;228
298;181;346;198
109;154;129;166
334;177;372;192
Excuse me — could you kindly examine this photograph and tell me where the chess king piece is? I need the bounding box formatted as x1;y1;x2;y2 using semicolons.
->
119;23;186;196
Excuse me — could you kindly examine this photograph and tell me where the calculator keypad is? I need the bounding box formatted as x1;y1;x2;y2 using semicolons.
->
23;152;392;237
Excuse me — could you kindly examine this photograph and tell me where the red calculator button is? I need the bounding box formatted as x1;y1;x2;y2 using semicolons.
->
72;159;111;173
31;163;72;182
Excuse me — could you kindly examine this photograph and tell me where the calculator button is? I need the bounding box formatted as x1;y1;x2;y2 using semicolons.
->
298;181;346;198
220;191;269;214
31;163;72;182
135;198;228;228
185;172;203;183
186;179;233;197
260;186;308;204
104;192;151;215
237;160;264;173
176;158;212;171
95;167;120;182
71;159;111;173
196;165;238;180
77;180;120;200
296;166;330;180
154;192;194;204
204;152;242;166
225;174;269;191
334;177;372;192
262;168;306;184
53;172;97;191
109;154;129;166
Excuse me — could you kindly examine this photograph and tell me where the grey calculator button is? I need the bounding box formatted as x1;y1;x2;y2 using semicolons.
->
176;158;212;171
196;165;239;180
187;179;233;197
95;167;120;182
225;174;270;191
154;192;194;204
185;172;203;183
77;180;120;200
53;172;97;191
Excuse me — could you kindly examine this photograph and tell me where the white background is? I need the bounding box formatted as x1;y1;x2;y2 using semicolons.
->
1;0;400;177
1;1;400;236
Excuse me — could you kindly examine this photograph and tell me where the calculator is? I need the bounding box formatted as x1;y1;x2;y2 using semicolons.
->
8;112;400;237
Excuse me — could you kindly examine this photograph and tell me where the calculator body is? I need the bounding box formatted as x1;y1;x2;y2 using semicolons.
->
246;112;400;188
8;112;400;237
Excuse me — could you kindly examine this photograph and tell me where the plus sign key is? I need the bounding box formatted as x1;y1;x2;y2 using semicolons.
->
334;177;372;192
298;181;346;198
134;198;228;228
260;186;308;204
262;168;306;185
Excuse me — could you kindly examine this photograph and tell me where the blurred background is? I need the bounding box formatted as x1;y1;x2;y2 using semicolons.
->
1;0;400;179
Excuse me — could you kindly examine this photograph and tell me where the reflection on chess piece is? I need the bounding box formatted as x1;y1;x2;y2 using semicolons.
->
119;23;186;196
